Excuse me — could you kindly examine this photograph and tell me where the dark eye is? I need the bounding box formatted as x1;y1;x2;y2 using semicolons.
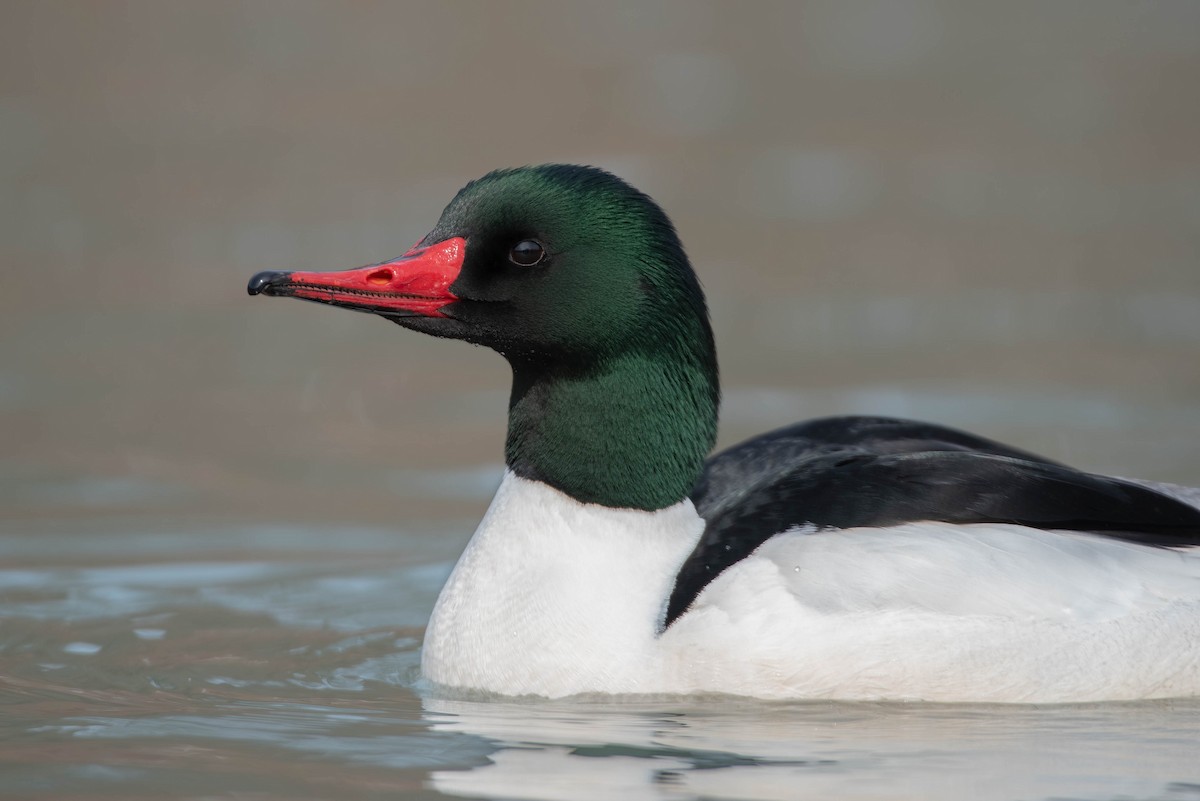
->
509;239;545;266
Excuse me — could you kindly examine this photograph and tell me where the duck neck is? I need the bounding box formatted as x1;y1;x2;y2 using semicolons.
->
505;341;719;511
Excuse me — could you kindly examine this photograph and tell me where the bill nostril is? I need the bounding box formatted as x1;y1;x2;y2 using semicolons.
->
366;268;393;286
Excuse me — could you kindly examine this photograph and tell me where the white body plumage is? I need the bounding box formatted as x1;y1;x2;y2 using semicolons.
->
422;472;1200;702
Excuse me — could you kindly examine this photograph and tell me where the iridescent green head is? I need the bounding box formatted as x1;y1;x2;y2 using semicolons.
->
249;165;719;510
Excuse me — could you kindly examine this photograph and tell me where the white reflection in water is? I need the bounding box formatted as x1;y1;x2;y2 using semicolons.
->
424;695;1200;801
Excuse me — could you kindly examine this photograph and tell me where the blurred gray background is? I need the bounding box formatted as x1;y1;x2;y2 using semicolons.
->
3;1;1199;531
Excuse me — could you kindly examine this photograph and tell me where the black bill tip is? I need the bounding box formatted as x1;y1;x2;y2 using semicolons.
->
247;270;290;296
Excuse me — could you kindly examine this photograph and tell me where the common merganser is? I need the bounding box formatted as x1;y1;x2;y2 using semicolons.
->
248;164;1200;702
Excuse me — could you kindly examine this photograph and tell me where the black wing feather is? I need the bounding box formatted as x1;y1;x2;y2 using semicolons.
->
666;416;1200;627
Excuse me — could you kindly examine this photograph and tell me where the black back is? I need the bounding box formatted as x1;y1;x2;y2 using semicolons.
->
665;416;1200;627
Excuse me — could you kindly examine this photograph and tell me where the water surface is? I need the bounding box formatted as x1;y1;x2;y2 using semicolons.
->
5;3;1200;798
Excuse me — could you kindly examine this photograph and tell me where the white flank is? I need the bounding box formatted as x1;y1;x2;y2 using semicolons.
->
422;472;1200;702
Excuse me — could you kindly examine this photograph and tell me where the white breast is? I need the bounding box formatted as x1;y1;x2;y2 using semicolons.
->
421;472;704;696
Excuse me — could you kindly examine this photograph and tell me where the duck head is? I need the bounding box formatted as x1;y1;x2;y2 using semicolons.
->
248;165;719;511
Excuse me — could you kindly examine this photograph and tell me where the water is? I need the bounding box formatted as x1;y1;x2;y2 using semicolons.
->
5;2;1200;798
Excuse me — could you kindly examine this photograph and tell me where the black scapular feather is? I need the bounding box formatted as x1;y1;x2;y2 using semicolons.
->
664;415;1200;627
